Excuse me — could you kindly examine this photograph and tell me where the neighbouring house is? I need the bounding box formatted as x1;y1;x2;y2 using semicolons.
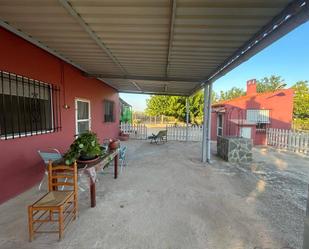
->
0;27;120;203
120;98;133;124
211;79;294;145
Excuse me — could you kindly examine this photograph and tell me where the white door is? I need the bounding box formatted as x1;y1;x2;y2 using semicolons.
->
240;127;251;139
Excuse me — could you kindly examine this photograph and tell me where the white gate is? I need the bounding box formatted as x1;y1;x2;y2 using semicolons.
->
166;124;203;141
120;123;147;139
267;128;309;155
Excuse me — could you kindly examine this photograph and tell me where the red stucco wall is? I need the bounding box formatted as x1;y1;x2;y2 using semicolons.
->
211;112;217;141
211;89;294;145
0;28;120;203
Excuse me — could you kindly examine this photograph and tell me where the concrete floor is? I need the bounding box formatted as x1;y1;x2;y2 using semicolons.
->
0;140;308;249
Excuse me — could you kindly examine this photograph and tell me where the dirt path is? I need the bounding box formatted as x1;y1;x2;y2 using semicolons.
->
0;140;308;249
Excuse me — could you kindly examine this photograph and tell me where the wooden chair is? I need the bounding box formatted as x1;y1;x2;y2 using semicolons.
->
119;145;127;173
28;161;78;241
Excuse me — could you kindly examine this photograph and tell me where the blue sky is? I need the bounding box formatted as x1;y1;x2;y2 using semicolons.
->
120;21;309;112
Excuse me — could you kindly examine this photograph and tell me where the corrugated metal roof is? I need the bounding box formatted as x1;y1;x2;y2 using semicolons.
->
0;0;308;96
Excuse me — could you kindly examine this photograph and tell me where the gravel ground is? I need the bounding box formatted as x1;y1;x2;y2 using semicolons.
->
0;140;308;249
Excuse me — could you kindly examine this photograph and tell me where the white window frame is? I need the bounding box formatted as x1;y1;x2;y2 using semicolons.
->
217;113;224;137
75;98;91;135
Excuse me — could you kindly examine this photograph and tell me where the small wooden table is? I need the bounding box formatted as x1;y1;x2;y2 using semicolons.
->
78;149;119;208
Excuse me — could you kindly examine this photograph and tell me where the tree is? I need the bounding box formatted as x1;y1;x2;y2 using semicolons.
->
145;95;170;117
165;96;186;121
189;90;204;124
145;89;217;125
256;75;286;93
218;87;245;101
292;81;309;119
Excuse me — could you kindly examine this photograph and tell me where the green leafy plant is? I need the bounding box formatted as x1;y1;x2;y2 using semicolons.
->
64;132;103;165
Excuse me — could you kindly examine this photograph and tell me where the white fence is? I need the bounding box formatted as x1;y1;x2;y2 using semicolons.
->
267;128;309;155
120;123;147;139
166;124;203;141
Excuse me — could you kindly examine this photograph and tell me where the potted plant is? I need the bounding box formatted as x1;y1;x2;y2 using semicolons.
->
119;131;129;141
64;132;103;165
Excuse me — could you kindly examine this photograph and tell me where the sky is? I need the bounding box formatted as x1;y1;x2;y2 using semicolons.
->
120;21;309;112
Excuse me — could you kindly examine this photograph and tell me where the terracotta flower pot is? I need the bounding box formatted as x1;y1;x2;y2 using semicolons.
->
109;139;120;150
119;133;129;141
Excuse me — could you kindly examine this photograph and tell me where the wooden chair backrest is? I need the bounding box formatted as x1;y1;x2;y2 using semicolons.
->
47;161;78;192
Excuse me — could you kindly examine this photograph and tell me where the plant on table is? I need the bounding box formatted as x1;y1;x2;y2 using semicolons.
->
64;132;103;165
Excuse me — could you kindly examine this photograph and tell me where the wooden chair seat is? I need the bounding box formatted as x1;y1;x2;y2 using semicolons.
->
33;191;73;207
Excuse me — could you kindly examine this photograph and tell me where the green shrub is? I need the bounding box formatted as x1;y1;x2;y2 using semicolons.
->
293;118;309;131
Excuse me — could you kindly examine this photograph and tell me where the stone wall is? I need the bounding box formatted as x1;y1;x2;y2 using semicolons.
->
217;136;253;163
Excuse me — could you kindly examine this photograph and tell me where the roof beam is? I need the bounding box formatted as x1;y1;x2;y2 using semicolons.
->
191;0;309;95
131;81;142;91
119;90;189;97
166;0;176;77
87;73;201;83
58;0;127;75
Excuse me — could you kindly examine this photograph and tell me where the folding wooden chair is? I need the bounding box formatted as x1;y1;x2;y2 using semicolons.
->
148;130;168;144
28;161;78;241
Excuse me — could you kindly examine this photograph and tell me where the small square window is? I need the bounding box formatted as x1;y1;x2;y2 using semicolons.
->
104;100;114;122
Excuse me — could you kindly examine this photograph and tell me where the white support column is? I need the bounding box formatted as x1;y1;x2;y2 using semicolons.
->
186;97;189;142
206;82;213;163
303;184;309;249
202;85;209;163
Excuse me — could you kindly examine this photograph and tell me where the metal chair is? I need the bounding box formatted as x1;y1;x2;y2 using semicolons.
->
148;130;167;144
38;149;62;191
119;145;127;173
28;161;78;241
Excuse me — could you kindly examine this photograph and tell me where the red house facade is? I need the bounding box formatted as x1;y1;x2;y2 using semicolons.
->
0;28;120;204
211;79;294;145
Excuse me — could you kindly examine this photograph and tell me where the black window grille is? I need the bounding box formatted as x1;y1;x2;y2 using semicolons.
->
104;100;114;122
0;71;61;140
256;123;267;132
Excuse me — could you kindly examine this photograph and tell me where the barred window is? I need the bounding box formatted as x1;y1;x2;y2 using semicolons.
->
104;100;114;122
0;71;61;139
247;109;270;124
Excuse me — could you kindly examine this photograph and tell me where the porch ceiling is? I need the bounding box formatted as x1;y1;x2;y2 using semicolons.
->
0;0;308;96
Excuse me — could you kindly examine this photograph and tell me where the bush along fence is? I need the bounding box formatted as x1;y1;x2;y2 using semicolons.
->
120;123;147;139
166;124;203;141
267;128;309;155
